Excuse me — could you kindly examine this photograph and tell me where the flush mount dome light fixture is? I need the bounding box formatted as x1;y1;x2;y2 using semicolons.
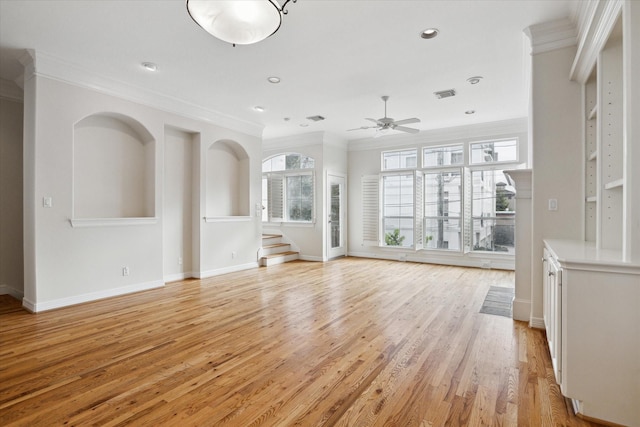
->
420;28;439;39
141;62;158;71
186;0;297;46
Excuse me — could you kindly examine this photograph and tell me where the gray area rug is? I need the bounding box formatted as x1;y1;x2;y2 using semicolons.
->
479;286;514;318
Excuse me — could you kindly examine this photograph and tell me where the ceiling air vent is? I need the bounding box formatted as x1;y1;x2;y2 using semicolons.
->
434;89;456;99
306;115;325;122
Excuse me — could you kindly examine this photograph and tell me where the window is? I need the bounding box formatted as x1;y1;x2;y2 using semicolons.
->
262;153;315;223
470;169;515;253
424;170;462;250
470;139;517;164
423;144;464;168
382;174;414;247
365;138;520;255
382;149;417;170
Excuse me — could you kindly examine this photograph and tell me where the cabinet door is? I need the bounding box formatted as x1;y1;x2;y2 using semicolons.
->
548;258;562;385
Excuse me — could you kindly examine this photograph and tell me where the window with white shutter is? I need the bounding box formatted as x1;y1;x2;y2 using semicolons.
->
262;153;315;223
361;175;379;246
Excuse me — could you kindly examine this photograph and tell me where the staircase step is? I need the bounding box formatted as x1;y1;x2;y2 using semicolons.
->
260;251;299;267
262;242;292;256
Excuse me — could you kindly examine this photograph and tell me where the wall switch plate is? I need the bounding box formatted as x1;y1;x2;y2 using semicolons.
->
548;199;558;211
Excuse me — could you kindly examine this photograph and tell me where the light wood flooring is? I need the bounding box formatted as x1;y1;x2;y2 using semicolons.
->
0;258;604;426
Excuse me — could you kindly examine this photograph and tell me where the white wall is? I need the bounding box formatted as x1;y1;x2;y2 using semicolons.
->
529;45;583;325
0;94;24;299
163;127;195;281
21;53;262;311
347;119;528;270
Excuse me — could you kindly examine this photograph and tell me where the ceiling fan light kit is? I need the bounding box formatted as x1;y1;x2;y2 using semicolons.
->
348;96;421;135
186;0;297;46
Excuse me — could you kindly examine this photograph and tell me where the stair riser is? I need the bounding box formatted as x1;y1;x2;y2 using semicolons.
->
261;253;299;267
262;245;292;256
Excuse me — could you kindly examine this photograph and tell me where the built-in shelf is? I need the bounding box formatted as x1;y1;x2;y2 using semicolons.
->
604;178;624;190
586;196;597;203
588;150;597;161
588;104;598;120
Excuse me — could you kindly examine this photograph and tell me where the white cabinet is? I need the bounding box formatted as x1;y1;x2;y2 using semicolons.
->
542;248;562;386
543;239;640;427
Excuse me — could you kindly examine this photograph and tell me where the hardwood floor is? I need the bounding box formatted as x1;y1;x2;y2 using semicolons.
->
0;258;603;426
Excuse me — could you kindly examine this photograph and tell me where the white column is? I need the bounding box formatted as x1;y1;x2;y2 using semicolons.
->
504;169;532;323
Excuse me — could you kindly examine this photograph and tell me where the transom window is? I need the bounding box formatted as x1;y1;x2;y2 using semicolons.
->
470;139;517;164
382;148;417;170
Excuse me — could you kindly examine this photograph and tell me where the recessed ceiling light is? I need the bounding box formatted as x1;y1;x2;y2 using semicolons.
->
420;28;439;39
267;76;281;84
141;62;158;72
300;123;309;127
284;117;291;121
467;76;483;85
465;110;476;115
254;106;265;112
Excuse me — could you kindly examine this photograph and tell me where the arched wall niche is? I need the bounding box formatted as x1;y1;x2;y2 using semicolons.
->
206;139;250;217
73;112;155;219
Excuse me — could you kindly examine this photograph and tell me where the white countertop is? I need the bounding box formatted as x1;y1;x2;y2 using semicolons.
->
544;239;640;274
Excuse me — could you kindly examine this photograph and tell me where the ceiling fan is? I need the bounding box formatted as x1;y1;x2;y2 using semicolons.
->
348;96;421;136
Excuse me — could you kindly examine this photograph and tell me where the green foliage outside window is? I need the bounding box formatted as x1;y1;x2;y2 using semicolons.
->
385;229;405;246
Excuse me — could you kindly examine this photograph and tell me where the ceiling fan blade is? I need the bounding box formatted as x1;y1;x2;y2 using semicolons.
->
393;118;420;126
347;126;376;131
365;118;383;125
394;126;420;134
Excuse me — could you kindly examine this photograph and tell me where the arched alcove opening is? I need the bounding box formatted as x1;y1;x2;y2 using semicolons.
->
206;139;250;217
73;113;155;218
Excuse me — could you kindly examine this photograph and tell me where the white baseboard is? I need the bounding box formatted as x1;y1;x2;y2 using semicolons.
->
196;262;259;279
299;255;324;262
512;297;531;322
529;316;545;329
0;284;24;300
163;272;194;283
347;251;515;270
22;280;164;313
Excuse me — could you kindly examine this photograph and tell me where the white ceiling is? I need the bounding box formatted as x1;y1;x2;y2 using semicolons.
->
0;0;579;141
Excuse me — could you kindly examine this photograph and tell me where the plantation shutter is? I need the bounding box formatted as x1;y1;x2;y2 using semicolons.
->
362;175;380;246
414;171;424;250
268;173;284;222
463;167;472;252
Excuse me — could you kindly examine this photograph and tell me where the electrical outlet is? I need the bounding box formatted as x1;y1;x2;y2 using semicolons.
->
231;251;236;259
178;257;183;265
122;266;129;276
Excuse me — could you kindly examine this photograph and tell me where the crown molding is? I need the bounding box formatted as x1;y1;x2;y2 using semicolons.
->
0;78;23;102
18;49;264;137
523;18;577;55
347;117;527;152
570;0;623;83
